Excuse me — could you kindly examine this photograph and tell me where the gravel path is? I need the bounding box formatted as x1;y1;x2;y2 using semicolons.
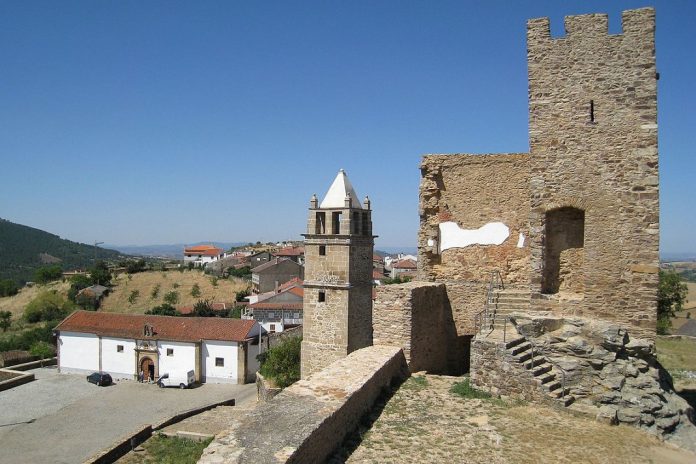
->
0;367;254;464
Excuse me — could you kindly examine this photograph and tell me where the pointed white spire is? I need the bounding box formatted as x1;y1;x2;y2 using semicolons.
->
320;169;363;209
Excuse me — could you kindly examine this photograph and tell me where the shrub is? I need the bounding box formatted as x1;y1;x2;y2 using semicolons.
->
258;336;302;388
190;284;201;298
383;275;412;285
24;291;73;323
0;279;19;297
210;277;218;287
163;291;180;305
0;310;12;332
0;321;57;352
227;306;243;319
30;341;55;359
89;261;112;286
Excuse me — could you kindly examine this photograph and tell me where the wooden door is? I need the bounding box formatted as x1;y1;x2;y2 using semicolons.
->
141;357;154;381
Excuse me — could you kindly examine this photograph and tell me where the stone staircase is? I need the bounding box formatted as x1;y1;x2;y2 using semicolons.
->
504;335;575;407
487;287;530;329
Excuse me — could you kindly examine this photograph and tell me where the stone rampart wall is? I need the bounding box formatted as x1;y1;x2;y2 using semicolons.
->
200;345;409;464
373;282;456;374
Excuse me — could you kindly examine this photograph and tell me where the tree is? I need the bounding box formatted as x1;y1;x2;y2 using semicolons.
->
146;303;178;316
128;290;140;305
67;274;92;302
0;310;12;332
192;299;216;317
190;284;201;298
125;258;147;274
34;265;63;284
258;336;302;388
24;291;74;323
30;341;55;364
657;270;688;334
89;261;112;286
151;284;161;299
228;266;252;278
0;279;19;297
235;289;250;302
163;290;180;305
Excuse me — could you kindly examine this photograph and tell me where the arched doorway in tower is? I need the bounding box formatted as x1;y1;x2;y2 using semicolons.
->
140;357;155;381
542;207;585;295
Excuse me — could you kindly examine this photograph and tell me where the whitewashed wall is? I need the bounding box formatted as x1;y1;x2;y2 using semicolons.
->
101;337;136;379
158;341;197;377
202;340;239;383
59;332;100;374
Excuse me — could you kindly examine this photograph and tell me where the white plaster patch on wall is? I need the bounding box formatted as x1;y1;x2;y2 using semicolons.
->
517;233;525;248
439;221;510;252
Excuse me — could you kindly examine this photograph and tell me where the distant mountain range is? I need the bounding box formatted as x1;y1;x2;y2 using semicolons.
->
0;218;126;284
105;242;246;258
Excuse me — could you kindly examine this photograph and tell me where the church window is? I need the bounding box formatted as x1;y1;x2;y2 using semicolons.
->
215;357;224;367
167;348;174;356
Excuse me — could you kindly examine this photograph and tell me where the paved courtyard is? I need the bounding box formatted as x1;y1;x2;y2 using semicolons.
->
0;366;255;464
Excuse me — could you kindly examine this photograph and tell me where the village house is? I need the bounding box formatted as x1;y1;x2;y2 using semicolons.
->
390;258;417;279
251;257;304;294
54;311;262;384
248;251;273;269
243;278;303;333
183;244;224;267
273;246;305;265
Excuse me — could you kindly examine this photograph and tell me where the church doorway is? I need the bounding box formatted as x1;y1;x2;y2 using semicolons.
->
141;357;155;381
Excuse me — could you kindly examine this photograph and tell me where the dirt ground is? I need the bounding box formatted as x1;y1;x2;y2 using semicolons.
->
333;375;696;464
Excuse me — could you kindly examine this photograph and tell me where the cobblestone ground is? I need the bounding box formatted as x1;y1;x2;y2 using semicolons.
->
331;374;696;464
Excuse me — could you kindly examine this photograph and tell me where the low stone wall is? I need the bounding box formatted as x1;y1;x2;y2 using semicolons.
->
470;338;547;403
373;281;456;374
264;325;303;351
0;369;35;392
256;372;281;402
9;357;57;371
200;345;409;464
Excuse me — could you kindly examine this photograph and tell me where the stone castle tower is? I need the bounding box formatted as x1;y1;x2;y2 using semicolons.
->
526;8;659;330
301;170;375;378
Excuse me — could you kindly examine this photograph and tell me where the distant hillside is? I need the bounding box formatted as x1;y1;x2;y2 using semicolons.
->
0;218;125;284
105;242;246;258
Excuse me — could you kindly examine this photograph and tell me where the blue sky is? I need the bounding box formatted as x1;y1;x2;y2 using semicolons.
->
1;1;694;253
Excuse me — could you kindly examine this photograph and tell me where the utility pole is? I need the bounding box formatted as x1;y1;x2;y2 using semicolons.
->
94;241;104;264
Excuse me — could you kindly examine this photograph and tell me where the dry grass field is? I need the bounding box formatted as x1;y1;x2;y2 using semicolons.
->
100;270;249;314
0;280;70;317
335;375;696;464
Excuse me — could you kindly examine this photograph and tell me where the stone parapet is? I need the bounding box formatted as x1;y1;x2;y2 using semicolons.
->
373;281;456;374
200;345;409;464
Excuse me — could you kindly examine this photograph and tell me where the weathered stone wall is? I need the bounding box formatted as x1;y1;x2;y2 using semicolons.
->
200;346;409;464
419;154;531;286
527;8;659;336
373;282;456;374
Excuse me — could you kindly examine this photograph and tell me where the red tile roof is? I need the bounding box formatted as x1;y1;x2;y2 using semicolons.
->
55;311;256;342
277;277;303;292
373;269;385;280
393;258;417;269
184;245;223;257
273;246;304;257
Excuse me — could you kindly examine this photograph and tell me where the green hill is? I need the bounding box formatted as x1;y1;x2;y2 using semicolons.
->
0;218;125;284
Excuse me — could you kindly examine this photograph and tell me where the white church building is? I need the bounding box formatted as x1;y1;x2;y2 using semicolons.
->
54;311;262;384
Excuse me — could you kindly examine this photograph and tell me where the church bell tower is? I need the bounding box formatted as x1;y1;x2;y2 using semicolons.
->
301;170;375;378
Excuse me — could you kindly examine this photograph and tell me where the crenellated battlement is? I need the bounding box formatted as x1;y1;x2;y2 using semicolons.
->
527;7;654;43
